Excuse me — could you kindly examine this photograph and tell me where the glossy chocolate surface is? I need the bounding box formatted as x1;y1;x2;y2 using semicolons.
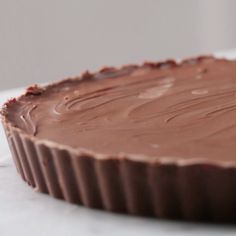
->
5;57;236;162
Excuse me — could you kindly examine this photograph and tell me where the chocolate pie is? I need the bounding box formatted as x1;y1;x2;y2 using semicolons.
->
2;56;236;222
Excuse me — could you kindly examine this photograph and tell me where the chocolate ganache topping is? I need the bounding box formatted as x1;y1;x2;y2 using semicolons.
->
5;56;236;163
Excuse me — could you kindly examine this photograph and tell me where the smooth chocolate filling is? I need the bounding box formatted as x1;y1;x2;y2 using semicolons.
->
5;57;236;162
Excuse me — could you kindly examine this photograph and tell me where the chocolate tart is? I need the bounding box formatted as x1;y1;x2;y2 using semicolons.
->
2;56;236;222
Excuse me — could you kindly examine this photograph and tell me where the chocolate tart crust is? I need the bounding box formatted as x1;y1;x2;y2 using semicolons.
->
2;56;236;222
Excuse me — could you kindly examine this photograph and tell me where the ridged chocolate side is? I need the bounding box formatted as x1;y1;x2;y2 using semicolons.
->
3;122;236;222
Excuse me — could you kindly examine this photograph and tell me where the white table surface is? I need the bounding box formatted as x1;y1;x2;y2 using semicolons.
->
1;50;236;236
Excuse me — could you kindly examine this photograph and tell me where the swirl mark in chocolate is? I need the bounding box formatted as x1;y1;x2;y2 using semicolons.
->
19;104;38;135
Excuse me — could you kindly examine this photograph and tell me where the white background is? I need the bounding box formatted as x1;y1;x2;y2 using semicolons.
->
1;0;236;90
